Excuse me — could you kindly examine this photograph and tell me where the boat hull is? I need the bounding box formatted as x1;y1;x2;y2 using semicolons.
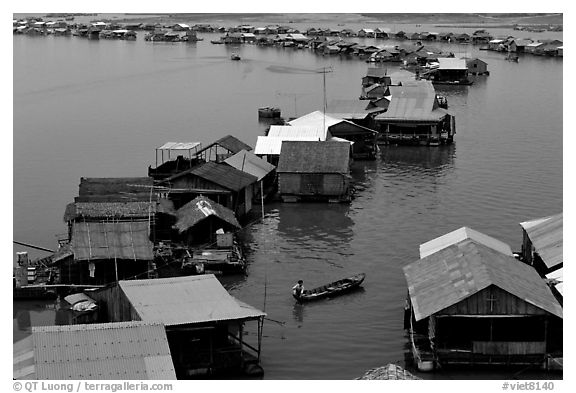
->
293;273;365;302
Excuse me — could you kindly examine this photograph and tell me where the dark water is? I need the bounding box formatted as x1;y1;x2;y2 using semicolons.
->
13;20;562;379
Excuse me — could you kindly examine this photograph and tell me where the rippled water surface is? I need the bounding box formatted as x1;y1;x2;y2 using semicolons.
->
13;20;562;379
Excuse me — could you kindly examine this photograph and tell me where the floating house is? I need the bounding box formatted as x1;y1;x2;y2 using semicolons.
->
404;239;563;371
276;141;352;203
160;161;258;218
525;41;544;54
288;111;379;160
361;67;392;87
358;28;375;38
424;58;471;85
13;321;176;380
508;38;533;53
464;58;489;75
374;80;455;145
519;213;562;277
90;275;266;378
254;135;319;166
196;135;252;164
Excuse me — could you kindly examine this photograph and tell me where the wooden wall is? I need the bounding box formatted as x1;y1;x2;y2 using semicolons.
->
279;173;348;197
91;285;140;323
437;285;549;316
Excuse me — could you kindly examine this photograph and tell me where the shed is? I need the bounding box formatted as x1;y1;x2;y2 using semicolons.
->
404;240;563;369
419;226;513;258
519;213;562;275
13;321;176;380
277;141;351;202
91;275;266;377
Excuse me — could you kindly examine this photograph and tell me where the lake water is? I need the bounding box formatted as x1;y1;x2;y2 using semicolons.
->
12;17;562;379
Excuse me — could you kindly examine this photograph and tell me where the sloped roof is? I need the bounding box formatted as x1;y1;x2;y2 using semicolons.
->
76;177;154;203
173;196;240;233
520;213;562;270
195;135;252;157
365;67;389;78
546;267;563;297
277;141;350;174
13;322;175;380
437;58;467;70
71;221;154;261
254;135;319;155
157;142;202;151
224;149;275;181
326;99;385;120
512;39;533;46
375;83;449;122
268;125;329;141
289;111;378;135
167;161;258;192
404;240;563;321
419;227;513;258
119;275;266;326
64;201;156;222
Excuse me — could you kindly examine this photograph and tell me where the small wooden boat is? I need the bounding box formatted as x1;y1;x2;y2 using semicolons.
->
293;273;365;302
231;53;241;61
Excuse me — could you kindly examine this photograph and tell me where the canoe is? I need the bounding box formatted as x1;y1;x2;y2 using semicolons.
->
293;273;365;302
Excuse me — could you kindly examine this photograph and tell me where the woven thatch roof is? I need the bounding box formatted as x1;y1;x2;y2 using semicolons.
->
76;177;154;202
64;201;156;222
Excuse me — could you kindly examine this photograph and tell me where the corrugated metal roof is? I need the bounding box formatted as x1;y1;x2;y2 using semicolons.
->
14;322;175;380
404;240;563;321
174;196;240;233
64;201;156;222
520;213;562;270
546;268;563;296
375;83;449;122
224;149;275;181
119;275;266;326
277;141;351;173
437;58;468;70
268;124;329;140
419;227;513;258
157;142;202;150
215;135;253;153
168;161;258;192
512;39;533;46
254;135;318;155
326;99;384;120
288;110;378;135
71;221;154;261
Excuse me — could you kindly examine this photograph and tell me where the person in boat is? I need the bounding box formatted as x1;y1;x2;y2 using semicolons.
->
292;280;304;298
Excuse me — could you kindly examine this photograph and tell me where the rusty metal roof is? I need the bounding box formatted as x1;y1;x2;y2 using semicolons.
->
419;227;513;258
224;149;275;181
174;196;241;233
277;141;351;174
119;275;266;326
404;240;563;321
167;161;258;192
520;213;562;270
71;220;154;261
13;322;175;380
